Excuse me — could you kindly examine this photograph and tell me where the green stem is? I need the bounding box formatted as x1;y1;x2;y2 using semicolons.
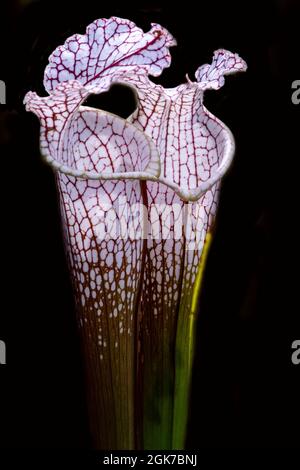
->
172;233;212;449
143;341;174;449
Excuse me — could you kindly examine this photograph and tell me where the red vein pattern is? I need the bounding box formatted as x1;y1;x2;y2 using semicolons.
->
24;17;247;449
44;17;176;93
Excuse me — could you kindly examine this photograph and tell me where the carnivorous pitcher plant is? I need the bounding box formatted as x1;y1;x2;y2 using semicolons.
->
24;16;247;449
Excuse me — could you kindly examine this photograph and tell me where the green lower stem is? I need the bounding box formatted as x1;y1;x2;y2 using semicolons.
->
142;233;212;450
143;384;174;449
142;334;174;449
172;233;212;449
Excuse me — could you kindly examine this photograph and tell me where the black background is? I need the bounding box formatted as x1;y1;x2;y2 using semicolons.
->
0;0;299;450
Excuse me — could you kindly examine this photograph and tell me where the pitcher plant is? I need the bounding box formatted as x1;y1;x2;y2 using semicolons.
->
24;16;247;449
